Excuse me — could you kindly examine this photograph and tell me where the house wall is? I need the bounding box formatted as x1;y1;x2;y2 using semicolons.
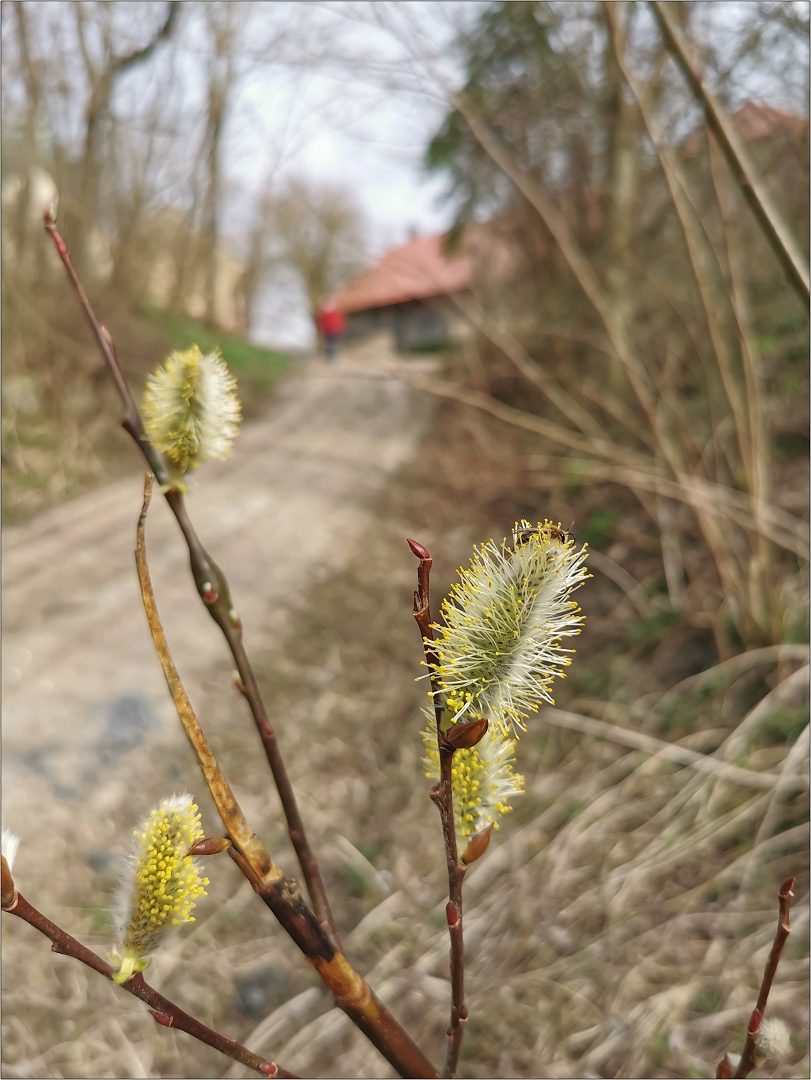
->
346;294;473;353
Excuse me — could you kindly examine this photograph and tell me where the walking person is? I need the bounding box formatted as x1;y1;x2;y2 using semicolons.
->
317;302;346;362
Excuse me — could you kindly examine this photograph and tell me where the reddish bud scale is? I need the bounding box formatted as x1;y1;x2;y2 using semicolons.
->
259;1065;279;1076
446;901;459;927
149;1010;174;1027
186;836;231;857
461;825;493;865
780;876;796;897
407;538;431;561
229;609;242;631
203;589;218;604
748;1008;762;1036
444;717;489;750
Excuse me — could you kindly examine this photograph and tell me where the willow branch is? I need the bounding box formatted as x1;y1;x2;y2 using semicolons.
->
408;540;467;1078
44;210;339;950
717;876;796;1079
2;890;294;1078
137;487;437;1079
651;0;809;304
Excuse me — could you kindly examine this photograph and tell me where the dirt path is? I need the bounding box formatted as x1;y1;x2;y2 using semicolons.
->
2;362;432;850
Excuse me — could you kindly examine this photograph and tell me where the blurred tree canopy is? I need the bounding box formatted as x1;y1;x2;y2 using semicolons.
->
421;0;809;651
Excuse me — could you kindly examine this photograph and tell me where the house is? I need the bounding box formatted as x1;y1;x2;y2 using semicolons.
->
331;233;476;353
334;101;806;356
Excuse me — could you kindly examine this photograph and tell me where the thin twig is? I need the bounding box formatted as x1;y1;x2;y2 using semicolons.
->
136;488;437;1079
651;1;809;304
719;876;795;1078
408;539;468;1078
136;474;281;886
2;890;294;1078
44;210;339;951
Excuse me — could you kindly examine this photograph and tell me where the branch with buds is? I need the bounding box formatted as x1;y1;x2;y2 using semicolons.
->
26;213;789;1080
716;877;796;1079
136;477;437;1079
44;210;338;952
408;539;470;1079
1;833;294;1078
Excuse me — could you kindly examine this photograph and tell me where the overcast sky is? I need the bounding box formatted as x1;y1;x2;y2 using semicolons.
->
205;2;480;347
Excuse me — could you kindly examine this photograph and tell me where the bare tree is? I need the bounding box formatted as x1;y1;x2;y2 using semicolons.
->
70;1;177;271
250;178;367;336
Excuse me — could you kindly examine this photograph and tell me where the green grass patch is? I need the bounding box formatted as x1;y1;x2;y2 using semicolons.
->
692;986;725;1014
579;507;617;548
784;607;810;644
626;605;681;655
750;704;809;748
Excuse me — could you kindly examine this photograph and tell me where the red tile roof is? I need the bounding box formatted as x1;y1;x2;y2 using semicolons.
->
732;100;809;141
332;234;471;314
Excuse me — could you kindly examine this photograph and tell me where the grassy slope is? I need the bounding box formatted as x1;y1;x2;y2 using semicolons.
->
1;303;293;525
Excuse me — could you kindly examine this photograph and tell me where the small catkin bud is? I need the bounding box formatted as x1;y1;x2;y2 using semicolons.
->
754;1017;792;1063
110;795;209;983
2;828;20;874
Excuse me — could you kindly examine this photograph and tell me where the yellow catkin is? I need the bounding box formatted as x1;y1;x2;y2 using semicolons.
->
111;795;209;983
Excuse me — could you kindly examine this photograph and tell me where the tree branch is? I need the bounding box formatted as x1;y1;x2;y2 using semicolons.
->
44;211;340;951
651;0;809;304
110;1;178;79
716;876;796;1078
136;480;437;1080
408;540;468;1078
2;890;294;1078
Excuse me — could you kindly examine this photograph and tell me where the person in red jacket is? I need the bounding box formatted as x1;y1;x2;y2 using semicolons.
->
316;302;346;361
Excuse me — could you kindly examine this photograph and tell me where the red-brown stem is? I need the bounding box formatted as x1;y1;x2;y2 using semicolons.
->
408;539;468;1078
44;213;339;953
407;538;443;724
431;756;468;1079
729;876;795;1079
4;891;296;1078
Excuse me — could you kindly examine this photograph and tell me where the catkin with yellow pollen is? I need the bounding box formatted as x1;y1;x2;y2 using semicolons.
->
110;795;209;983
431;519;589;737
142;345;242;474
422;520;588;839
422;721;524;838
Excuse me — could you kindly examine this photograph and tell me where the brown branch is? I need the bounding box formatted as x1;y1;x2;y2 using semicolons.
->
234;853;437;1080
44;211;339;951
136;486;437;1079
651;0;809;304
408;540;468;1078
110;2;178;79
2;890;295;1078
718;876;796;1079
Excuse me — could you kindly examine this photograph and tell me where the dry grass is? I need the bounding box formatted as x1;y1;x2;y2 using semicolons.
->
2;397;808;1079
